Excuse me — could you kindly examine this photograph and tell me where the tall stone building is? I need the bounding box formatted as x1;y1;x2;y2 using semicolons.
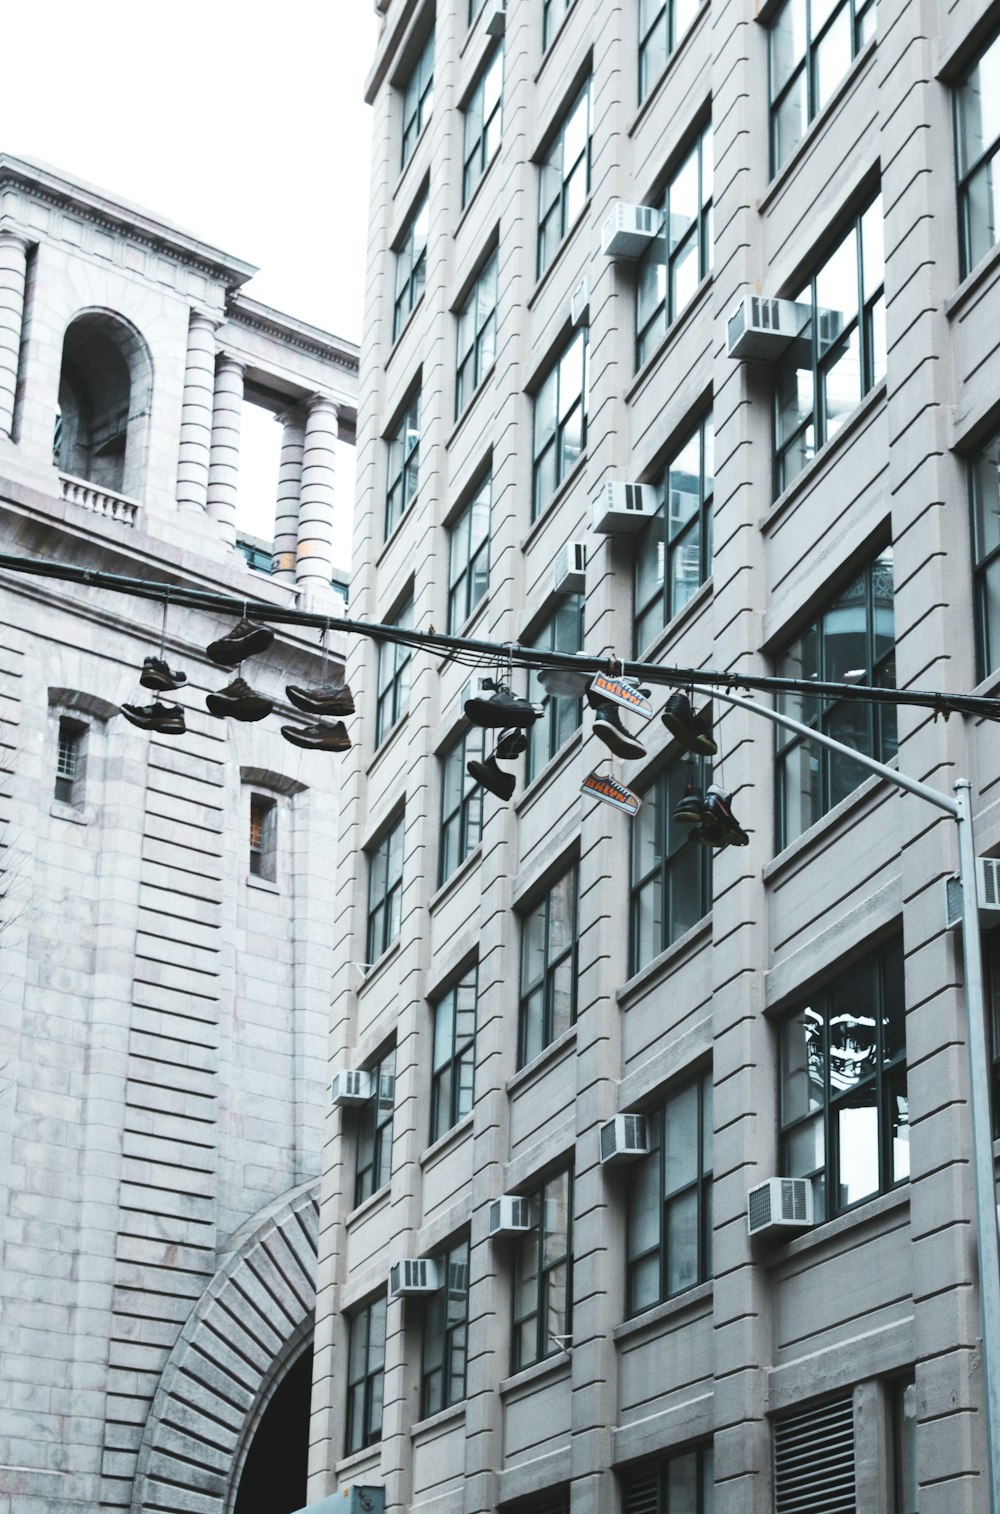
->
309;1;1000;1512
0;155;358;1514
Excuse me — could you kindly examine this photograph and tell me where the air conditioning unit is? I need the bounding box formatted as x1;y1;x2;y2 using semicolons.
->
570;276;589;327
943;856;1000;929
461;673;497;707
601;203;661;259
591;481;655;535
484;0;506;35
553;540;586;594
726;294;810;360
747;1177;814;1237
488;1195;532;1237
330;1069;372;1107
389;1258;441;1297
599;1113;650;1164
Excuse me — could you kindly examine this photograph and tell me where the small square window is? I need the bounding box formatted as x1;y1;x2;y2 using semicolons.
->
249;795;277;882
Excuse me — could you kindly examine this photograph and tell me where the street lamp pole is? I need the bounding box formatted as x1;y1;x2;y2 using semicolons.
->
691;683;1000;1514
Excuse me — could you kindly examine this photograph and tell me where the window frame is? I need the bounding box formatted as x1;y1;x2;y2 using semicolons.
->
619;1442;714;1514
440;726;485;884
448;476;491;632
248;793;277;882
431;968;478;1144
955;28;1000;278
635;122;714;368
385;390;421;540
367;814;405;965
768;0;877;177
542;0;574;51
525;594;585;783
511;1167;574;1372
532;328;588;519
355;1045;397;1207
518;863;579;1068
537;78;591;278
455;248;499;418
633;413;714;654
969;438;1000;680
420;1236;470;1417
376;597;413;745
629;755;712;974
463;44;504;206
393;194;429;343
345;1294;388;1455
54;715;87;805
401;31;435;169
638;0;702;103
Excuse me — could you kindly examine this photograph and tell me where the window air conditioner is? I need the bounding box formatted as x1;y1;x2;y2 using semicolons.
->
601;203;661;259
389;1258;441;1298
488;1195;532;1237
746;1177;814;1237
599;1113;650;1165
461;673;498;707
330;1069;372;1107
726;294;809;360
553;540;586;594
570;276;589;327
484;0;506;35
591;481;655;535
943;856;1000;930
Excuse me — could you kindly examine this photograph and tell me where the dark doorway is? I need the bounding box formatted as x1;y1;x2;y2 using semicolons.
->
233;1347;313;1514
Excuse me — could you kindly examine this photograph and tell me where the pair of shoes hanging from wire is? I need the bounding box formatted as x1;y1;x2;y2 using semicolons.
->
120;593;190;735
666;691;748;847
280;622;354;751
464;662;541;801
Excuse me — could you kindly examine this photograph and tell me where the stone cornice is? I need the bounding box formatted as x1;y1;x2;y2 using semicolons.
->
224;292;360;375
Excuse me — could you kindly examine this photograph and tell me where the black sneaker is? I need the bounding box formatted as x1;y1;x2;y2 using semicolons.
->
120;701;187;734
286;681;356;716
496;727;528;760
206;616;274;667
465;685;540;730
673;787;705;825
591;699;647;761
280;719;351;752
140;656;188;693
702;785;749;845
206;677;273;722
467;754;516;800
691;818;733;848
661;692;718;755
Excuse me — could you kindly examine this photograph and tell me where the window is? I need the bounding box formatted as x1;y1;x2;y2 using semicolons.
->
367;815;405;964
634;414;714;652
456;250;498;416
440;727;485;883
448;477;491;632
54;716;86;804
345;1295;387;1454
532;329;588;518
537;80;590;277
769;0;877;175
249;795;277;881
355;1046;397;1206
774;195;885;494
780;938;907;1222
512;1168;573;1371
986;932;1000;1139
431;969;477;1142
401;31;434;168
893;1379;918;1514
505;1493;569;1514
630;755;711;974
376;598;413;744
619;1444;714;1514
393;196;429;342
463;45;503;205
385;391;421;539
626;1071;712;1315
773;1396;856;1511
542;0;574;50
526;595;585;783
638;0;700;102
421;1236;470;1416
775;547;896;848
956;31;1000;277
518;864;578;1067
636;123;714;367
969;437;1000;679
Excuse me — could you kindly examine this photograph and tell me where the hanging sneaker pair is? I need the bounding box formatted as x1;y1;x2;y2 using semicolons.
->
120;701;187;735
587;690;647;762
467;728;525;802
207;678;273;722
281;719;351;752
207;616;275;668
465;681;541;730
673;784;749;847
661;691;718;755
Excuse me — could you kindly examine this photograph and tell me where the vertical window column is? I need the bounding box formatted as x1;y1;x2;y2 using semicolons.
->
367;815;405;964
346;1295;388;1453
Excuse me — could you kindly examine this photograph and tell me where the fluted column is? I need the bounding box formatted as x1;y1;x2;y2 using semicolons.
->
175;310;219;513
296;395;338;592
0;230;30;440
272;405;306;582
207;354;244;547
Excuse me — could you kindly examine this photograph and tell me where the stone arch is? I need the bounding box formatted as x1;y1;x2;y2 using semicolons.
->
55;307;153;498
130;1180;320;1514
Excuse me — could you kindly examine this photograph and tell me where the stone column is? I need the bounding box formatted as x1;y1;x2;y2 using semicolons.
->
175;310;218;513
296;395;339;593
0;230;30;440
271;405;305;582
207;354;244;548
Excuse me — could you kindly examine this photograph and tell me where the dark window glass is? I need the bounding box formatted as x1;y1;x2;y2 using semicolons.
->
463;46;503;205
634;414;714;652
542;0;574;50
986;932;1000;1140
969;439;1000;679
249;795;277;881
630;755;711;974
619;1443;714;1514
526;595;585;783
393;196;429;342
456;250;498;416
421;1237;470;1416
376;599;413;744
626;1071;713;1315
774;195;885;494
355;1046;397;1207
385;391;421;539
448;477;491;632
537;80;590;277
367;815;405;964
440;728;485;883
532;330;588;518
638;0;701;102
345;1295;387;1453
519;865;578;1067
636;125;713;368
775;547;896;848
956;30;1000;277
401;32;434;168
512;1168;573;1371
431;969;478;1143
779;937;907;1222
769;0;876;175
55;716;86;804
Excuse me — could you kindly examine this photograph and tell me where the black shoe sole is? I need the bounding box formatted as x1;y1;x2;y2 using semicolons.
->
140;673;187;692
673;805;705;825
286;687;356;716
206;697;273;722
280;726;351;751
593;718;646;761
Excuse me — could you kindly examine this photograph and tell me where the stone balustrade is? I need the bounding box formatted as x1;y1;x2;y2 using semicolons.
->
59;473;139;527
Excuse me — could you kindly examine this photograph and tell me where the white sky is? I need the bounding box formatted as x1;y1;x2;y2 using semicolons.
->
0;0;379;567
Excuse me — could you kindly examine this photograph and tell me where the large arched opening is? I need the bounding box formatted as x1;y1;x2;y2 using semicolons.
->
54;309;152;497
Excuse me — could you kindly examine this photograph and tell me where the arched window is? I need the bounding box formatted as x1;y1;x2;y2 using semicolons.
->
54;311;152;497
